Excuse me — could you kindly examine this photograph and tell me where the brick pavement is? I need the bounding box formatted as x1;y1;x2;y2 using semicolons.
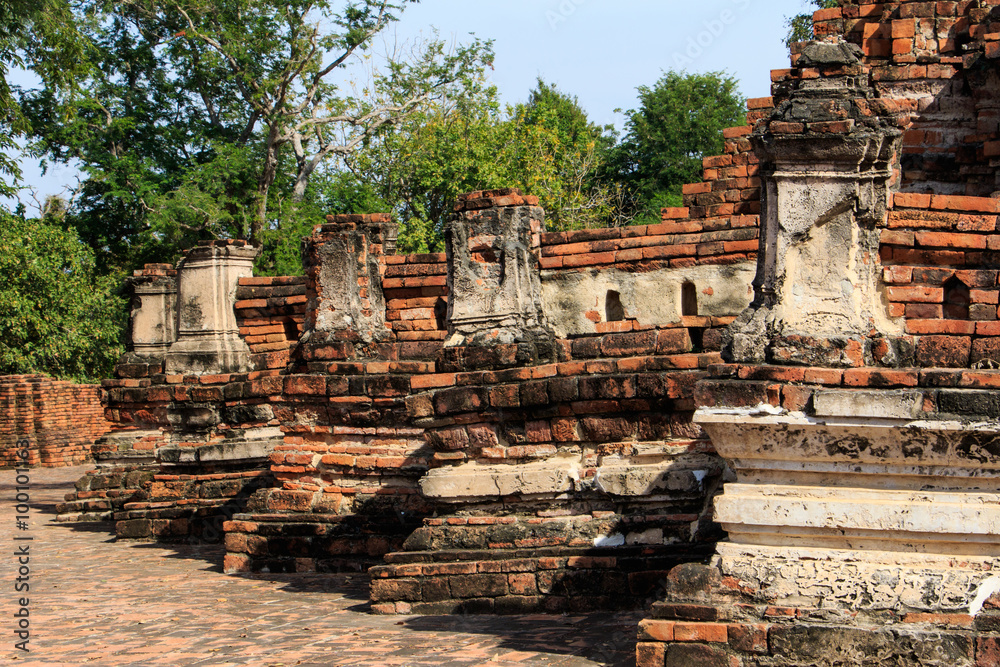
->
0;466;640;667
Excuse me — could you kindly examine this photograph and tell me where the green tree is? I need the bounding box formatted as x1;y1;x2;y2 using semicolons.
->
0;0;86;197
341;78;620;252
785;0;840;47
0;212;125;381
508;79;620;231
23;1;492;273
120;0;491;250
341;81;513;253
607;70;745;225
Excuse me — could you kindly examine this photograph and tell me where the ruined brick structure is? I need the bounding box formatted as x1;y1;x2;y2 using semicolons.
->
51;0;1000;663
637;1;1000;665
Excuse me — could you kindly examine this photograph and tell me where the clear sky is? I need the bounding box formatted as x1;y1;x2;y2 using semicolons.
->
8;0;815;211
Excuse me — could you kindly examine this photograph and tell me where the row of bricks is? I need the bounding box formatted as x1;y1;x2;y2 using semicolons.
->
245;340;296;355
707;365;1000;390
274;440;422;453
710;362;982;384
887;210;999;231
238;319;303;336
106;345;721;398
237;368;705;407
892;300;1000;320
682;176;758;195
372;558;620;580
815;19;996;45
371;561;661;599
814;2;993;22
264;482;415;501
383;262;447;278
418;380;705;420
102;352;723;406
856;17;979;42
894;192;1000;213
383;252;446;265
686;187;760;208
281;425;425;437
540;227;759;258
539;250;754;271
385;308;442;323
415;351;723;390
879;245;1000;266
269;451;427;470
238;276;306;287
234;295;307;310
537;215;758;246
372;571;634;602
883;280;997;300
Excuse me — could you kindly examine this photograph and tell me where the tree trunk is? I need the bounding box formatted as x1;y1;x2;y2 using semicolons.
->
251;132;281;251
292;153;323;202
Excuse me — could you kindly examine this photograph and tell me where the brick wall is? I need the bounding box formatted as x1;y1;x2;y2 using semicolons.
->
537;96;769;274
235;276;307;371
0;375;112;467
383;252;449;344
810;0;1000;196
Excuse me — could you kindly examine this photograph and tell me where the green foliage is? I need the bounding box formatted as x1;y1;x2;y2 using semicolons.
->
23;1;492;272
342;78;620;253
21;1;257;272
0;212;125;381
784;0;839;47
607;70;745;225
258;170;391;276
507;80;619;231
0;0;86;197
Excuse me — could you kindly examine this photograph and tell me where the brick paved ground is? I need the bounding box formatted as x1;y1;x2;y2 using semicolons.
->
0;466;639;667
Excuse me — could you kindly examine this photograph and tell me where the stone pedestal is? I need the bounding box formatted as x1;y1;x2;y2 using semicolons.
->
639;41;1000;666
164;241;256;375
442;189;555;370
299;214;397;356
728;40;904;367
698;402;1000;612
127;264;178;358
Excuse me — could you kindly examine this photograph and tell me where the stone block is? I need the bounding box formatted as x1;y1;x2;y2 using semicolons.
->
812;390;923;419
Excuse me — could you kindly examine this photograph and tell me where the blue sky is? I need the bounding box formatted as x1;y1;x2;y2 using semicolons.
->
9;0;814;211
392;0;811;126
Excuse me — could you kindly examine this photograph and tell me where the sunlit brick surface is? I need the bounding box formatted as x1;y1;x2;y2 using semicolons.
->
0;466;638;667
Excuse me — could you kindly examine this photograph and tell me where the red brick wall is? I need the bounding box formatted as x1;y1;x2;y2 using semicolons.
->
234;276;307;371
810;0;1000;196
383;253;448;343
537;97;770;273
882;191;1000;368
0;375;112;467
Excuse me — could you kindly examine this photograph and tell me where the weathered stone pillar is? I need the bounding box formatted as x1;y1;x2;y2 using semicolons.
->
442;189;555;370
126;264;178;358
299;213;397;357
164;240;256;375
729;40;904;367
638;42;1000;666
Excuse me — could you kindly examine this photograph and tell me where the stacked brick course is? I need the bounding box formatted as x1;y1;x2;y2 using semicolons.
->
382;253;449;343
811;0;1000;196
235;276;306;371
0;375;112;468
538;96;769;275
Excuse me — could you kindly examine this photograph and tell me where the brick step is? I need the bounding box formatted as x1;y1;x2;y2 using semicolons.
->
223;512;422;574
369;545;714;616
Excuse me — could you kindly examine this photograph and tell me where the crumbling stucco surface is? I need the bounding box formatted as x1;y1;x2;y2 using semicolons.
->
541;264;755;337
